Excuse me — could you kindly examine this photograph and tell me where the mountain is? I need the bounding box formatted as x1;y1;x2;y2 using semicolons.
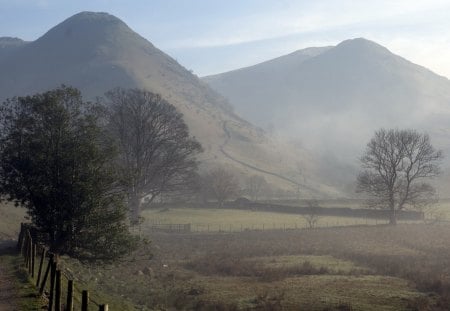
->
0;37;28;59
0;12;338;197
203;38;450;192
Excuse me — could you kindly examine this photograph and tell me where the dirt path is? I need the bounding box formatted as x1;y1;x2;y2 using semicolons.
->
0;240;19;311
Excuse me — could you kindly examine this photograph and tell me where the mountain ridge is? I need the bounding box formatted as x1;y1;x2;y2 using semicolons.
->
203;37;450;193
0;11;335;197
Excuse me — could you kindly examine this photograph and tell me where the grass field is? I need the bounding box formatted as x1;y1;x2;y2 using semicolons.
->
141;207;414;233
58;223;450;310
3;202;450;310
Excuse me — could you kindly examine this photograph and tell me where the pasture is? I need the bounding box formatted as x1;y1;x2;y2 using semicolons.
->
2;202;450;310
59;202;450;310
59;222;450;310
141;207;393;233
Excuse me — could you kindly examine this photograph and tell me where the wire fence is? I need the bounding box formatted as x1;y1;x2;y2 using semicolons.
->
17;223;109;311
142;218;413;234
140;215;449;235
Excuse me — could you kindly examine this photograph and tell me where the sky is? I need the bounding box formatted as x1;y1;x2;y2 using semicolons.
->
1;0;450;77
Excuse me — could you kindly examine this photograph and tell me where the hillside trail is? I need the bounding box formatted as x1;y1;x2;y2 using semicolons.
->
220;121;319;194
0;240;19;311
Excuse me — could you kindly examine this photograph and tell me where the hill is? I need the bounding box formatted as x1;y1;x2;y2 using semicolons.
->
0;12;339;197
203;38;450;193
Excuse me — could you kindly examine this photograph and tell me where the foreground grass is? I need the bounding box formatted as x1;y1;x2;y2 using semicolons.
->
58;252;426;310
191;275;424;311
32;254;138;311
3;202;447;309
52;223;449;310
0;243;138;311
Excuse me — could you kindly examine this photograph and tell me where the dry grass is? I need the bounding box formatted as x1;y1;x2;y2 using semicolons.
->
141;207;394;233
5;202;449;309
56;222;450;310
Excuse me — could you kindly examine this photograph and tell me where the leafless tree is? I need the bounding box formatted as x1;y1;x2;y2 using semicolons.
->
245;175;267;201
357;128;442;225
303;199;321;229
105;88;202;223
203;168;240;207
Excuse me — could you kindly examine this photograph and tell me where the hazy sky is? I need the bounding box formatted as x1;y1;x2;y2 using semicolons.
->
1;0;450;77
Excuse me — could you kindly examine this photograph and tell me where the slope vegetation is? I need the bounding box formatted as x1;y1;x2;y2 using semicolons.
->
204;38;450;191
0;12;338;196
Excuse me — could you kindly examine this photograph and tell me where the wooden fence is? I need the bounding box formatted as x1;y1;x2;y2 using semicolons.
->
17;223;109;311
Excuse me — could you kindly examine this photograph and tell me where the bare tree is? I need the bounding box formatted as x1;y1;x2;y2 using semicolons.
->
245;175;267;201
105;88;202;223
357;129;442;225
203;168;240;207
303;200;321;229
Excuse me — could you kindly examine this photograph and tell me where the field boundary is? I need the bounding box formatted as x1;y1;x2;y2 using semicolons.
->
17;223;109;311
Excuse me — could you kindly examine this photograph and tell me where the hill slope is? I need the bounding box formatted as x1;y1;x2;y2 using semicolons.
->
0;12;338;197
204;38;450;192
204;38;450;154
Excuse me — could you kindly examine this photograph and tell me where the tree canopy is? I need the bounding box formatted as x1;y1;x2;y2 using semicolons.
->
357;128;442;224
202;168;240;207
0;86;136;260
105;88;202;222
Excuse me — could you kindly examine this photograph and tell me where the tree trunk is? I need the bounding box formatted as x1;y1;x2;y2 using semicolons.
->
389;208;397;225
130;194;141;225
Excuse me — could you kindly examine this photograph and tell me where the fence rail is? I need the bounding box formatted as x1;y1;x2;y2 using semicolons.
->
17;223;109;311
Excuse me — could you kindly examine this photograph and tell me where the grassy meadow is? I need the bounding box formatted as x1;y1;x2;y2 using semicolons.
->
58;223;450;310
141;207;391;233
2;201;450;310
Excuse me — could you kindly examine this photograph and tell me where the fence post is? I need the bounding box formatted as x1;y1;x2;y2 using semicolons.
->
82;290;89;311
66;280;73;311
39;253;53;295
55;270;61;311
17;223;24;251
48;261;57;311
27;232;32;273
36;247;46;287
99;305;108;311
24;232;29;266
31;243;36;278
